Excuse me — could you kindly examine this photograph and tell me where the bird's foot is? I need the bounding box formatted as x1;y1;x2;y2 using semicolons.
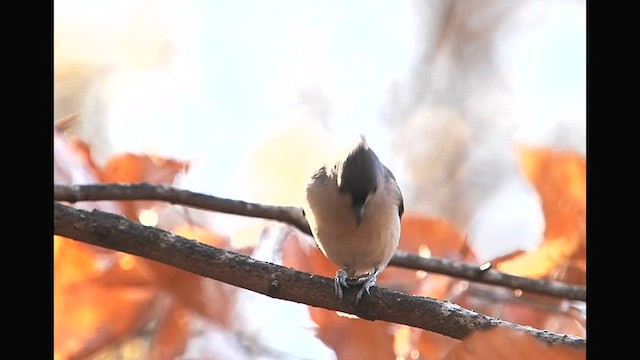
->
334;268;380;306
353;270;379;306
334;269;350;300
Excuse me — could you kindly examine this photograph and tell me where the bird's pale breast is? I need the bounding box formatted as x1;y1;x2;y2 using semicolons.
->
304;171;401;276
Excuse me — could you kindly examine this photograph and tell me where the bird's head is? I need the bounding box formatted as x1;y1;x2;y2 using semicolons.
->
336;137;382;226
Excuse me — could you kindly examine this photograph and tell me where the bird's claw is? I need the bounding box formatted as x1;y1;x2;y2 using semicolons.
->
334;269;349;300
334;268;379;306
354;275;377;306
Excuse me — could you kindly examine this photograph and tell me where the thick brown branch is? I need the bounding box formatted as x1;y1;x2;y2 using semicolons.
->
53;202;585;349
53;183;586;302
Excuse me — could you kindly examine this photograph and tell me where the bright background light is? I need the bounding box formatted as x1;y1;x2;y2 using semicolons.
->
54;0;585;263
54;1;585;357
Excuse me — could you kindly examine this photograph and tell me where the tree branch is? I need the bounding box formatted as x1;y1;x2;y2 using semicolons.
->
388;253;586;301
53;183;585;302
54;183;312;235
53;202;585;349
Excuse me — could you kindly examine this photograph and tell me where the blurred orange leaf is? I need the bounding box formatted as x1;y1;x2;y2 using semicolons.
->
145;302;191;360
54;236;103;289
495;146;585;283
88;253;157;287
282;231;338;279
54;225;232;359
98;153;189;220
393;325;459;360
54;236;161;359
398;212;470;258
384;212;473;299
99;153;189;184
493;237;580;280
417;330;459;360
54;130;125;216
54;284;158;360
442;327;585;360
142;225;234;324
387;214;476;358
310;309;395;360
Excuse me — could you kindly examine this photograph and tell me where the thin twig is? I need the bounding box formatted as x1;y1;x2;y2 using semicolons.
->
54;183;311;235
389;253;586;301
53;183;586;302
53;202;586;349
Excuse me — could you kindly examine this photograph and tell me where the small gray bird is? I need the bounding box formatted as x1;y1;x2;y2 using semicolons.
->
303;136;404;305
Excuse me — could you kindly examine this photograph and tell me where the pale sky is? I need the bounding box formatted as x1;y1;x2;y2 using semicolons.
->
55;0;586;255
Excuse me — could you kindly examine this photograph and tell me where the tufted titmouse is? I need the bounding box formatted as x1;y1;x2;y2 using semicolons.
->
303;136;404;305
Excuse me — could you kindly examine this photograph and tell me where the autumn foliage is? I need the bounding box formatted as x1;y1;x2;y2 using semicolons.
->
54;128;586;359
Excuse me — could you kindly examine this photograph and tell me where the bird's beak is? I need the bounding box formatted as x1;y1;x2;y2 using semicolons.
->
353;204;365;226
